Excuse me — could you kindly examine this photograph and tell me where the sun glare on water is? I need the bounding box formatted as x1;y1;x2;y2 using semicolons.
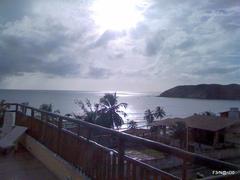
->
91;0;146;31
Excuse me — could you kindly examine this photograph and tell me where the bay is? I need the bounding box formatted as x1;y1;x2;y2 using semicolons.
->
1;89;240;128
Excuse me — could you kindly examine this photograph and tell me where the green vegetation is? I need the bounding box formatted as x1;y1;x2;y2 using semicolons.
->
39;103;60;114
144;109;154;124
128;120;137;129
154;106;166;120
39;103;53;112
194;111;216;116
144;106;166;124
74;99;100;124
160;84;240;100
75;93;128;129
170;121;187;148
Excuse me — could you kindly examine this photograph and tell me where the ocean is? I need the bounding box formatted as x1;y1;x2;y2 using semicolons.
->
1;89;240;128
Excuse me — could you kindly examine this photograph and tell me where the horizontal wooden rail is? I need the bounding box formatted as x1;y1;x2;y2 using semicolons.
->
5;103;240;179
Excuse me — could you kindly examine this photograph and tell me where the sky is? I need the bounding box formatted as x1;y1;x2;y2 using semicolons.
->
0;0;239;92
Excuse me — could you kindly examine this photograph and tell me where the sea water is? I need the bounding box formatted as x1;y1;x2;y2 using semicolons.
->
1;89;240;128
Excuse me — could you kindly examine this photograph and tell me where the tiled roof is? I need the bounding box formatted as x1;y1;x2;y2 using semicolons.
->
150;115;240;131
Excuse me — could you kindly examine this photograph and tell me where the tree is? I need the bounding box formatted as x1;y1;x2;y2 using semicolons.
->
128;120;137;129
144;109;154;124
53;109;61;114
154;106;166;120
74;99;100;124
97;93;127;129
38;103;60;114
74;93;128;129
171;121;187;149
202;111;216;116
144;106;166;126
194;111;216;116
65;113;73;118
39;103;53;112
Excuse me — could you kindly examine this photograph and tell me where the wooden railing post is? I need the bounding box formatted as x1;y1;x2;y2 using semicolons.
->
40;112;47;143
77;123;81;136
15;104;19;124
16;104;18;112
182;160;188;180
30;108;34;133
58;117;63;129
31;108;34;117
182;128;189;180
57;117;63;154
118;137;125;180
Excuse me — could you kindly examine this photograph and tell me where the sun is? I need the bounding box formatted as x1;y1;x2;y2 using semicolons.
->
91;0;146;31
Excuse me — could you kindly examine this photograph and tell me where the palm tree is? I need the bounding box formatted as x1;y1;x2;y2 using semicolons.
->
74;99;100;124
154;106;166;120
128;120;137;129
144;109;154;124
171;121;187;149
97;93;127;129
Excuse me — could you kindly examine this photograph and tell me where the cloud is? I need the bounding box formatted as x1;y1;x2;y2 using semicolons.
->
86;66;112;79
144;30;165;56
195;66;240;75
134;0;240;83
0;16;82;79
92;30;125;48
0;0;33;23
0;0;239;91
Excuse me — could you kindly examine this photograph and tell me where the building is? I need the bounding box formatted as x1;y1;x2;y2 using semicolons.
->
150;115;240;147
220;107;240;119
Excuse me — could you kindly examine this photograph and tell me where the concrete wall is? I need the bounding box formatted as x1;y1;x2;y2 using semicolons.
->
21;135;89;180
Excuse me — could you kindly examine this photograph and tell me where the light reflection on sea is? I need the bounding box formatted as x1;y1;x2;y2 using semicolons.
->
1;89;240;129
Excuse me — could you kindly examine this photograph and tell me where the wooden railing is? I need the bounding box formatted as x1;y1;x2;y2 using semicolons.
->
5;103;240;179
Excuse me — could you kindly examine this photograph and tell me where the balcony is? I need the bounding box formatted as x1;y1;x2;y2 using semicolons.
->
1;103;240;180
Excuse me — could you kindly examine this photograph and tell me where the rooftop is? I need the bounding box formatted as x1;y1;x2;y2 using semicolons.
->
151;115;240;131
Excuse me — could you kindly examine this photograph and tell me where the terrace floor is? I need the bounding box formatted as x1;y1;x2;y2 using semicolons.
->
0;146;58;180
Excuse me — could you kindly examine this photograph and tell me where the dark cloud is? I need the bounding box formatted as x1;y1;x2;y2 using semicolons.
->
0;0;32;23
92;30;125;48
0;17;81;79
195;66;240;75
86;67;111;79
177;39;195;50
201;0;240;10
0;54;81;79
145;36;163;56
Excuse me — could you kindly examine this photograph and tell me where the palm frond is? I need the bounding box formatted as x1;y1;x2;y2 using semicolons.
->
85;99;93;112
116;103;128;109
112;112;124;129
75;100;87;113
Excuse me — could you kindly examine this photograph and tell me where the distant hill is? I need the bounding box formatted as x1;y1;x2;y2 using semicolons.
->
159;84;240;100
